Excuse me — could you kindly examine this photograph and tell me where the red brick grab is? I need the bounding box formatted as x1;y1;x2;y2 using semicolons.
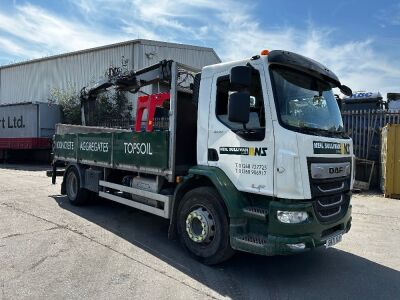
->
135;92;170;132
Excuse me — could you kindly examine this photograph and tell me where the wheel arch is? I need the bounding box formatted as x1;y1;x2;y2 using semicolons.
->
168;165;248;239
61;163;86;195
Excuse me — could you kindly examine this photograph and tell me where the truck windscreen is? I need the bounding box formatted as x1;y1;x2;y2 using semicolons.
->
270;66;344;135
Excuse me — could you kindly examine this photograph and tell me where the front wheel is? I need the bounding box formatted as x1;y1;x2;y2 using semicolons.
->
177;187;234;265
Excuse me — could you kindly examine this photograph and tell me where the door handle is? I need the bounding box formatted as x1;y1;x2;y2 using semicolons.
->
208;149;219;161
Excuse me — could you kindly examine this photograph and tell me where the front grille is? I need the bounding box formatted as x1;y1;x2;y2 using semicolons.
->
307;157;352;223
318;193;343;207
310;177;349;198
317;181;344;192
313;193;350;223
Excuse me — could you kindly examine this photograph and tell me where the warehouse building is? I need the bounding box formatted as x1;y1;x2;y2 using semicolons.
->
0;39;220;162
0;39;221;105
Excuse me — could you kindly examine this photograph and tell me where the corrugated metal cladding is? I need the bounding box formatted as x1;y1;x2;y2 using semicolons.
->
0;39;220;105
135;42;220;69
0;44;133;105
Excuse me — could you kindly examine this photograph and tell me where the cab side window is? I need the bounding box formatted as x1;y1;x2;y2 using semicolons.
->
215;69;265;141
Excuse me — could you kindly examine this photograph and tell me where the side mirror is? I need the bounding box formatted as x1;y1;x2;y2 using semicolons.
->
230;66;252;90
228;92;250;124
339;85;352;97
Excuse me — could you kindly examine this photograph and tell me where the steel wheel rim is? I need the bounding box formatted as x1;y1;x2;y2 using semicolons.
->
185;206;216;244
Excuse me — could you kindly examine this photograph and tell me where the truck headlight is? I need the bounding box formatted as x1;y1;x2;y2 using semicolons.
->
277;211;308;223
286;243;306;250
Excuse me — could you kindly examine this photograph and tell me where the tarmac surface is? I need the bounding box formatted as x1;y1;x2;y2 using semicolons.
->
0;164;399;299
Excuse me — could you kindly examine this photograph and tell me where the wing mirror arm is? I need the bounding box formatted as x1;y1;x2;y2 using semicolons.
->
339;84;352;97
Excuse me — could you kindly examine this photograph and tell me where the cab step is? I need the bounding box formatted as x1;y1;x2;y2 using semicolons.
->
242;206;268;221
233;234;268;248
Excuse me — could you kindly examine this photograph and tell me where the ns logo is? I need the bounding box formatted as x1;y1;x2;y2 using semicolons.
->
249;147;268;156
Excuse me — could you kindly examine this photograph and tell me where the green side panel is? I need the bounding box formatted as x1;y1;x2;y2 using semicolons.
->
77;133;112;165
54;134;77;160
188;165;248;218
55;131;169;170
113;131;169;169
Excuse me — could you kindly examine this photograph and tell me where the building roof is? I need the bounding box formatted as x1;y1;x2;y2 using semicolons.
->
0;39;221;70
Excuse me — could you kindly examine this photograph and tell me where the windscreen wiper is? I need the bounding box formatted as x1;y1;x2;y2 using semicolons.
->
297;126;348;138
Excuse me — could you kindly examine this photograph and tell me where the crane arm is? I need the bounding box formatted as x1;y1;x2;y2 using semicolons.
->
80;60;173;125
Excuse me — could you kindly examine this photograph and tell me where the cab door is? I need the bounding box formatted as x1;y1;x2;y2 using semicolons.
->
207;62;274;196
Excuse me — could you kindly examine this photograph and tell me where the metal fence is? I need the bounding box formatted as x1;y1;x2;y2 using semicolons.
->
99;117;169;131
342;109;400;161
99;118;133;129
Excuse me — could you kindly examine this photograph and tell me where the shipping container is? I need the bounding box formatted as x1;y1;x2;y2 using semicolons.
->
380;124;400;198
0;102;61;150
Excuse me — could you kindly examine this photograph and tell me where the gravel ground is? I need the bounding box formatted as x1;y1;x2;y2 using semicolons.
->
0;164;399;300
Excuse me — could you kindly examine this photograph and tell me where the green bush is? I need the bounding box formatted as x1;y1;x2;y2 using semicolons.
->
48;84;131;125
48;84;81;125
94;91;131;122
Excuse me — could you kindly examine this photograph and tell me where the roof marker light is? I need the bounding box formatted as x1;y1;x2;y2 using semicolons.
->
260;49;270;55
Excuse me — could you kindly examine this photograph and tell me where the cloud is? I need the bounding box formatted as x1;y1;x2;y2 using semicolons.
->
376;3;400;26
0;36;42;58
73;0;95;14
95;0;400;95
0;0;399;97
0;3;129;62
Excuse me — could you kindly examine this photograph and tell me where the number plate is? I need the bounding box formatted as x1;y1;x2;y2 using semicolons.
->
325;233;342;248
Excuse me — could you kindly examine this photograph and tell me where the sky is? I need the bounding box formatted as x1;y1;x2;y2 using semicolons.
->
0;0;399;97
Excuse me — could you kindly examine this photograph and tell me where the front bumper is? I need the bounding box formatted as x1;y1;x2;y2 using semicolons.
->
230;195;352;256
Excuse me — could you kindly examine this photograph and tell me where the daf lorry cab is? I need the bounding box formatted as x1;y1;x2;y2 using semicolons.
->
52;50;354;264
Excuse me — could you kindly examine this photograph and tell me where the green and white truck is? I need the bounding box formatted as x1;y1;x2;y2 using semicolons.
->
51;50;354;264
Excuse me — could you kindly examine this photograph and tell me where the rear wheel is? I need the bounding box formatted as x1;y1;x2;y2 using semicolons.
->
177;187;234;265
65;166;89;206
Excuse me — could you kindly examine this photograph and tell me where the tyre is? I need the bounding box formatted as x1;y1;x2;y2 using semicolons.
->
65;166;89;206
177;187;234;265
